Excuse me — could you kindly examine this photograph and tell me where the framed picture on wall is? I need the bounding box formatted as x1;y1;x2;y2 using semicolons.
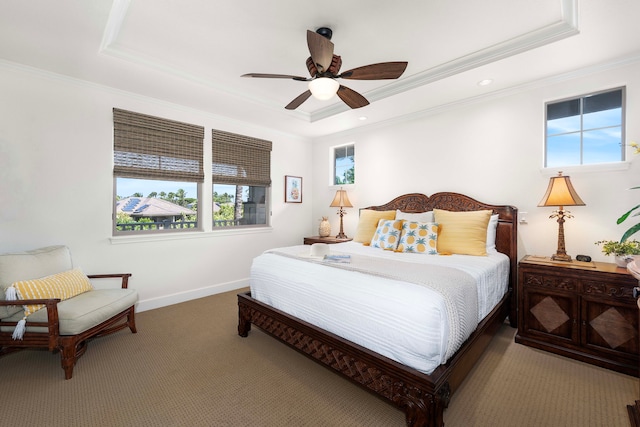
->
284;175;302;203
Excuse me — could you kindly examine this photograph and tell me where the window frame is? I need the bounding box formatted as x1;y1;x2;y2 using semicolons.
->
212;129;272;229
112;109;204;236
212;183;270;229
113;178;203;235
544;87;625;168
332;143;355;186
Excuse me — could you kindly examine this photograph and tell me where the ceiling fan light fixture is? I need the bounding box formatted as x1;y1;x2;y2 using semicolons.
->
308;77;339;100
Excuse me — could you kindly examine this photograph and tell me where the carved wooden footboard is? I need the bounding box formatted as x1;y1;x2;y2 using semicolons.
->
238;192;517;427
238;289;510;426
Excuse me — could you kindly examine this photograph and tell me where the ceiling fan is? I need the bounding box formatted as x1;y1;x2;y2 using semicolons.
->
241;27;408;110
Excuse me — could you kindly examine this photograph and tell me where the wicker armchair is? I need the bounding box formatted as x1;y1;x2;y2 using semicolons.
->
0;246;137;379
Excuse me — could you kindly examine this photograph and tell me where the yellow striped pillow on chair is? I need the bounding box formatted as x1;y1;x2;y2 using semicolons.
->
5;268;94;339
7;268;93;316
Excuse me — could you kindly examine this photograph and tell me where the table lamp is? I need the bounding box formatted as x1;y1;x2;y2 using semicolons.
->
538;171;585;262
330;189;353;239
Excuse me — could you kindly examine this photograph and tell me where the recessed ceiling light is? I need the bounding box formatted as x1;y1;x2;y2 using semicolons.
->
477;79;493;86
358;116;368;121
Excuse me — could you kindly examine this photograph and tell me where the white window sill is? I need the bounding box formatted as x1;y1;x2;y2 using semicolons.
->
541;161;631;176
110;226;272;245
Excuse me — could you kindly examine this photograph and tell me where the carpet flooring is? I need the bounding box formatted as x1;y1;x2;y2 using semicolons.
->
0;289;637;426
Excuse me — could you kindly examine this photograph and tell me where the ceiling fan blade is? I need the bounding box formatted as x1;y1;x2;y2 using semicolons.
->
337;85;369;109
242;73;309;81
338;62;408;80
285;90;312;110
307;30;334;73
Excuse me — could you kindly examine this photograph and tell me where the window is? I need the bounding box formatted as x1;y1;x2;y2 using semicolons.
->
334;144;355;185
113;109;204;234
212;129;272;228
545;87;624;167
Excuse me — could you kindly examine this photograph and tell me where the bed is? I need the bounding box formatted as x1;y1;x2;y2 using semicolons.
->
238;192;518;427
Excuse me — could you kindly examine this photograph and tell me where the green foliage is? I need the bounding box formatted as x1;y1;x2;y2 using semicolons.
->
335;165;355;185
116;212;134;223
595;240;640;256
618;187;640;242
619;142;640;242
214;204;236;221
213;192;234;204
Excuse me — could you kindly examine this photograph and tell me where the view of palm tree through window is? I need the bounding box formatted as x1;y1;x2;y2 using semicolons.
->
334;144;355;185
115;178;251;231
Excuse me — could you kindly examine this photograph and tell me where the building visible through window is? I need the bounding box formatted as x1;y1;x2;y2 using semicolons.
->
112;108;204;234
212;129;272;228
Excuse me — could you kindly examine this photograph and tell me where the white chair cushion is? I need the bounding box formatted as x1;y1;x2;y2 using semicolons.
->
0;288;138;335
0;246;73;319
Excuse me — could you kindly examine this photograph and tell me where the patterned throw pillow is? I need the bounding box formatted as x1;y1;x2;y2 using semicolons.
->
8;268;93;316
370;219;404;250
396;221;439;254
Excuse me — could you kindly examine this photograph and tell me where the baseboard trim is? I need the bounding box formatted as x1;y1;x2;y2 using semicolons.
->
135;279;249;313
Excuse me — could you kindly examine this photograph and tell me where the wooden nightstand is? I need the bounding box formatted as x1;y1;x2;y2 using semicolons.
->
516;255;639;376
303;236;353;245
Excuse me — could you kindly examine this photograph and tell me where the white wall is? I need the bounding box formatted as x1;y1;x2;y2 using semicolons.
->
2;58;639;313
0;64;314;311
312;60;640;264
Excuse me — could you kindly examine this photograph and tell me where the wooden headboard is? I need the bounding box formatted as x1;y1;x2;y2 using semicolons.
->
363;192;518;305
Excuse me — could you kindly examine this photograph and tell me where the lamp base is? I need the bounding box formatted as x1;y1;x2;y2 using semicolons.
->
335;233;348;240
551;253;572;262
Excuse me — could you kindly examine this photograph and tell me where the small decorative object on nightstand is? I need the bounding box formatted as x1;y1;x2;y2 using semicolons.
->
303;236;352;245
318;216;331;237
516;255;639;377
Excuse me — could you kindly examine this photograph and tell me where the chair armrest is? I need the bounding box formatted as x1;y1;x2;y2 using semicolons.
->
0;298;61;306
87;273;132;289
0;298;61;349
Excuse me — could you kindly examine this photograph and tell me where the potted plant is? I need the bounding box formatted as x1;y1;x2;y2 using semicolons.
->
595;240;640;267
618;141;640;242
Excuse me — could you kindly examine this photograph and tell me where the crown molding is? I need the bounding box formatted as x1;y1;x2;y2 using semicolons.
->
314;51;640;143
100;0;579;125
311;0;579;122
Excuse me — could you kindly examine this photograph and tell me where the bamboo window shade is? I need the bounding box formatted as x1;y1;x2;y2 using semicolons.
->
212;129;272;186
113;108;205;182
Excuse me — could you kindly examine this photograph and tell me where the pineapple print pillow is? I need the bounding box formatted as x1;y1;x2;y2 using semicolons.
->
370;219;404;251
396;221;439;254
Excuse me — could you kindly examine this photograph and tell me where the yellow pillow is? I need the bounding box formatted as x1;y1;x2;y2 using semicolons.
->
353;210;396;243
433;209;492;256
9;268;93;316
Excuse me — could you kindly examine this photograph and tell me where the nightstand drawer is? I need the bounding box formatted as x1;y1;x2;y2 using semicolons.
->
516;255;639;377
521;270;579;292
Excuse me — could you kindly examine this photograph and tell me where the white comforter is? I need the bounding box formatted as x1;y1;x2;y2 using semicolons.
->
250;241;510;375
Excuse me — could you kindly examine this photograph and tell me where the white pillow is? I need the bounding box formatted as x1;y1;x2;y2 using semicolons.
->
395;210;434;223
486;214;499;253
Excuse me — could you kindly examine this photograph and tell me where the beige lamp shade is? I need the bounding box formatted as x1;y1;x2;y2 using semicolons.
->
330;189;353;208
538;172;585;208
